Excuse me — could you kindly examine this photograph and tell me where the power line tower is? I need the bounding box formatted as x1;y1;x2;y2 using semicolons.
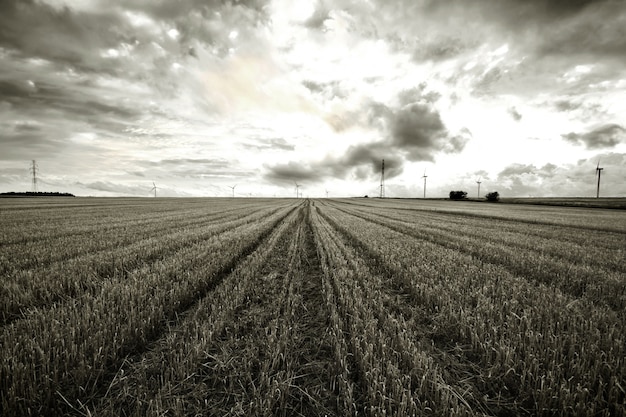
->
379;159;385;198
30;160;38;192
596;161;603;198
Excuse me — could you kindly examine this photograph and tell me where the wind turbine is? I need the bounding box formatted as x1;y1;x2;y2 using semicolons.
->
294;181;300;198
228;184;237;198
422;169;428;199
596;160;604;198
476;177;482;199
325;189;329;198
379;159;385;198
150;182;158;197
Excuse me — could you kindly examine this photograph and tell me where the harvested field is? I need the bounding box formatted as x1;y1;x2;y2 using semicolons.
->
1;197;624;416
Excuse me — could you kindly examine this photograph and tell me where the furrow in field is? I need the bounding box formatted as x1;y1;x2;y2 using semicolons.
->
277;202;340;416
0;202;280;270
91;204;304;417
0;202;301;416
308;206;370;416
311;204;484;416
0;204;289;326
333;198;626;233
331;201;625;271
93;201;340;417
0;202;197;246
329;202;626;312
318;203;625;416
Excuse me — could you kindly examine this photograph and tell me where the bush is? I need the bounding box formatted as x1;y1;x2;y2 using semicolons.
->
449;191;468;200
486;191;500;202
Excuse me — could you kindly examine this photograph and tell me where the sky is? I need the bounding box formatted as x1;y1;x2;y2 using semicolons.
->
1;0;625;198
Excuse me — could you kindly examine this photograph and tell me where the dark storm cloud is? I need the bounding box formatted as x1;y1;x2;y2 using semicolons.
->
390;103;446;154
0;1;132;76
266;84;471;185
562;124;625;149
264;144;404;185
338;142;404;180
482;0;626;63
386;102;470;161
0;0;268;70
1;77;140;137
532;1;626;58
0;0;271;129
0;80;38;98
364;86;469;161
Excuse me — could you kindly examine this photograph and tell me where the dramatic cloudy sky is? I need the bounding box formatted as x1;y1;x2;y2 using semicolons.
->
1;0;625;197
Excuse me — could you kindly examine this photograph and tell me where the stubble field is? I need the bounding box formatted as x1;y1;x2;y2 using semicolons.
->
0;197;624;416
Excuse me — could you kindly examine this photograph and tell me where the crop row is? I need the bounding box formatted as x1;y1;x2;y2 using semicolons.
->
0;199;286;269
0;203;291;325
316;201;624;416
340;198;626;233
91;202;341;416
0;201;299;415
328;201;626;311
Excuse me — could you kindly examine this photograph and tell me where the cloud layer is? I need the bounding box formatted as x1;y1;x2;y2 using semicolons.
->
1;0;625;197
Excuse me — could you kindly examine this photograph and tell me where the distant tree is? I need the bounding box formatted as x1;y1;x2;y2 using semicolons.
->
486;191;500;202
449;190;468;200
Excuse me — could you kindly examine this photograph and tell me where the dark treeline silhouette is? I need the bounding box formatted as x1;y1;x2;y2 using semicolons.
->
449;190;468;200
0;192;75;197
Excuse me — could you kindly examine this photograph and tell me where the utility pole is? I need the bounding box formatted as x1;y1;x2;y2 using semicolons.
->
379;159;385;198
30;160;38;192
